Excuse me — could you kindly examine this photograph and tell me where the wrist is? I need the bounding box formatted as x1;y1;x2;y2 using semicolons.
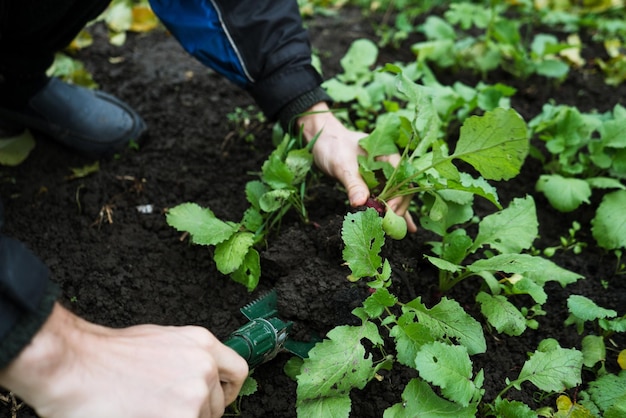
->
296;102;344;143
0;304;87;403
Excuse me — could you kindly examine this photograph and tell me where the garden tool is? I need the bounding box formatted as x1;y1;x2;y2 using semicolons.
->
223;289;318;368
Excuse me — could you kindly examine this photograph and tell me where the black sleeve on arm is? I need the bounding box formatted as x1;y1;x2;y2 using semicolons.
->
212;0;332;127
0;202;59;369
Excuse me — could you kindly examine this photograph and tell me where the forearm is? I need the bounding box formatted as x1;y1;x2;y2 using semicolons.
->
0;231;59;370
0;303;73;400
148;0;331;126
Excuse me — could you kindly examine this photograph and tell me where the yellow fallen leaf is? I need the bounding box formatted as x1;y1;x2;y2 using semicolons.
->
130;6;159;33
618;349;626;369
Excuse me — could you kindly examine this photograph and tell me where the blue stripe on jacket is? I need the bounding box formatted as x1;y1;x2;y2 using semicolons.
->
148;0;252;88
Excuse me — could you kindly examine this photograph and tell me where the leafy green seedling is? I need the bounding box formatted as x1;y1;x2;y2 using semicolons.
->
167;134;315;291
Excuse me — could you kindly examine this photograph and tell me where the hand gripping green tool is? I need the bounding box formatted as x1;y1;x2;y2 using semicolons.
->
223;290;318;368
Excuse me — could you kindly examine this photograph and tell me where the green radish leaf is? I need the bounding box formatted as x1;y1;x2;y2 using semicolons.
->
405;297;486;355
259;189;292;212
262;153;294;189
390;312;436;367
166;203;239;246
245;180;267;210
586;372;626;415
359;114;402;159
230;248;260;292
383;378;477;418
239;375;258;396
493;398;537;418
536;174;591;212
415;342;483;406
567;295;617;321
591;190;626;249
285;147;313;184
339;39;378;82
342;209;385;279
452;108;528;181
468;253;583;287
214;231;255;275
0;129;36;166
581;335;606;368
471;195;538;254
513;345;583;392
296;323;383;418
476;292;526;336
362;288;397;318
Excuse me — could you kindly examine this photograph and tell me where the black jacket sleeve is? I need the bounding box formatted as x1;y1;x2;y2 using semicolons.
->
0;199;58;369
148;0;332;131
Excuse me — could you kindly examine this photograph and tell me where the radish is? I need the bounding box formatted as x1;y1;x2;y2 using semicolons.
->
382;208;407;240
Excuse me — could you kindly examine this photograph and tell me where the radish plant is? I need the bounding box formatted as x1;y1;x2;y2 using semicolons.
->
166;134;314;291
529;103;626;251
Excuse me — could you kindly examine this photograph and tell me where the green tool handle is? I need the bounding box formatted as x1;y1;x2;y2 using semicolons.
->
224;318;288;368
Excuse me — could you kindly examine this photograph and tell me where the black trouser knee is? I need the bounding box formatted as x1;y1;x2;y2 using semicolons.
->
0;0;110;104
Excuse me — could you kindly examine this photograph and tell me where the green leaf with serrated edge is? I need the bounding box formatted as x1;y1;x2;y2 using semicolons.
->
261;153;294;189
383;378;477;418
230;248;260;292
415;342;482;406
513;346;583;392
390;312;435;367
241;207;263;233
476;292;526;336
599;316;626;333
567;295;617;321
296;323;382;417
581;335;606;368
592;190;626;250
441;228;473;265
494;398;536;418
214;232;255;275
586;371;626;413
471;195;538;254
284;357;303;381
420;193;474;236
606;395;626;418
239;375;258;397
586;177;626;190
443;173;500;208
468;253;583;287
341;209;384;279
452;108;528;181
259;189;292;212
405;297;486;355
425;255;462;273
166;203;239;246
509;276;547;305
394;71;441;154
359;114;401;160
245;180;267;210
0;129;36;166
285;147;313;185
339;39;378;82
536;174;591;212
362;288;397;318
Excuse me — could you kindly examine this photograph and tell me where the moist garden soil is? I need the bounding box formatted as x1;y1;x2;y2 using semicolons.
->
2;7;625;418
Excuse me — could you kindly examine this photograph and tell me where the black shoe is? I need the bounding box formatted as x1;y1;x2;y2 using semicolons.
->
0;78;146;157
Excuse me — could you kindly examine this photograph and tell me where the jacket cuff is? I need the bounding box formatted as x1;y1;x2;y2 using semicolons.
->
0;281;59;369
277;86;333;133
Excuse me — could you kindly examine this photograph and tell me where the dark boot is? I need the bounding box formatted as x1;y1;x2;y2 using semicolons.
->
0;78;146;157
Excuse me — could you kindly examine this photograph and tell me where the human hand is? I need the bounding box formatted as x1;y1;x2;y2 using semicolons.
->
296;102;417;233
0;303;248;418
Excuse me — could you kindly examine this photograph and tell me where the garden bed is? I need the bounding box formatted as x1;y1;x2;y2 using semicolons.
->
1;6;625;417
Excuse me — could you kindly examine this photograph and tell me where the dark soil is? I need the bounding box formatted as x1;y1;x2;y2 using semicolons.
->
2;7;625;418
